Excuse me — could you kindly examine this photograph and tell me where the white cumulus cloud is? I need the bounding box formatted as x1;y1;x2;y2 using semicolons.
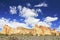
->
34;2;47;7
18;6;41;27
36;9;42;13
37;21;51;27
0;17;10;27
19;7;38;18
44;16;58;22
56;25;60;32
9;6;17;14
18;5;22;12
8;4;59;29
0;17;31;29
25;17;40;26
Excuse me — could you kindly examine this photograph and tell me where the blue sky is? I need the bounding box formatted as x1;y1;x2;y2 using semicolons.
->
0;0;60;31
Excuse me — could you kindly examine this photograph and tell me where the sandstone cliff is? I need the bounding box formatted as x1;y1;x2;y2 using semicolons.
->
1;25;60;36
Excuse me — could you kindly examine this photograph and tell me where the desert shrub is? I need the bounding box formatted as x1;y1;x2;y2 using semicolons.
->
22;33;33;36
52;33;56;36
36;34;38;36
9;36;18;40
0;34;8;36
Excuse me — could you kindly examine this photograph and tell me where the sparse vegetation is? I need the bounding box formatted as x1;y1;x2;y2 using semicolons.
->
0;34;60;40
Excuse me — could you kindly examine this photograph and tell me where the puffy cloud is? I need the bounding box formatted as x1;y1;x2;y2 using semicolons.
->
9;4;59;28
36;9;42;13
19;7;38;18
9;5;53;28
18;5;22;12
9;6;17;14
34;2;47;7
18;6;42;27
9;5;42;18
27;3;31;7
0;17;55;29
39;16;58;28
0;17;10;27
8;21;29;28
56;25;60;32
44;16;58;22
37;21;51;27
0;17;31;29
25;17;40;26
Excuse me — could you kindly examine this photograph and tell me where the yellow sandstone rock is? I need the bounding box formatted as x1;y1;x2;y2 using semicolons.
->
0;24;60;36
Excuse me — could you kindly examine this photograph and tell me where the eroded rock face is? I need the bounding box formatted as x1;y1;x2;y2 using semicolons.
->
1;25;60;36
2;25;12;35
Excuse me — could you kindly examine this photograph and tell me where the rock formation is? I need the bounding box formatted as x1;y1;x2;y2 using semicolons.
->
0;24;60;36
